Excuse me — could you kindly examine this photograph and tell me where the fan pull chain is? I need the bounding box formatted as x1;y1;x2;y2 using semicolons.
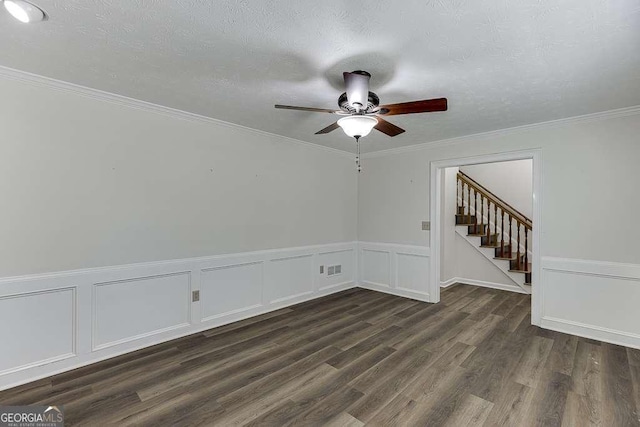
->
356;137;362;173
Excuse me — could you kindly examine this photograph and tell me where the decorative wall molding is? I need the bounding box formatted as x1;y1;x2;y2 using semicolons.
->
4;243;640;391
362;105;640;158
0;65;352;159
0;288;77;376
540;256;640;350
0;241;357;391
358;242;431;302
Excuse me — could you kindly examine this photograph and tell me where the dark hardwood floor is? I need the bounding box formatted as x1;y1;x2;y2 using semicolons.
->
2;285;640;426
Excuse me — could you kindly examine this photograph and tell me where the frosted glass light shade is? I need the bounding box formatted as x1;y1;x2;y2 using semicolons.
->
337;115;378;138
4;0;46;23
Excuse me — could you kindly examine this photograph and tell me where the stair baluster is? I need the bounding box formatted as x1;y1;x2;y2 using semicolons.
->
486;199;491;243
524;227;529;269
474;191;478;229
468;186;473;225
516;221;521;270
500;209;505;256
456;171;533;287
494;203;498;246
480;195;484;235
457;176;460;210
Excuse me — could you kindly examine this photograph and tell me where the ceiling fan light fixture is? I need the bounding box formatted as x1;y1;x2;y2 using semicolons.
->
337;115;378;138
3;0;46;23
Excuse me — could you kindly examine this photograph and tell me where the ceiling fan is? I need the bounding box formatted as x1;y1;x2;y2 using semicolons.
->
275;70;447;171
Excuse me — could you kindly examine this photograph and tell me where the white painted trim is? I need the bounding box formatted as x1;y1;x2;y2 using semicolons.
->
541;256;640;280
5;66;637;159
440;277;459;288
538;256;640;349
0;65;353;159
0;241;357;285
357;282;430;302
540;317;640;351
429;149;542;324
358;242;431;257
0;287;78;376
358;242;431;302
439;277;528;294
362;105;640;158
0;242;357;391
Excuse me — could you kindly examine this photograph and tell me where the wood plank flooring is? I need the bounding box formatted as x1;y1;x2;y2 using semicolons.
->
2;284;640;426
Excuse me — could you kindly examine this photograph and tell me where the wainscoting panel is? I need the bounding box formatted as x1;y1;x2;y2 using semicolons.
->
540;257;640;349
266;255;314;304
0;288;76;375
200;262;263;322
0;242;357;391
359;242;431;302
396;252;430;294
317;249;356;291
93;272;192;350
361;249;391;288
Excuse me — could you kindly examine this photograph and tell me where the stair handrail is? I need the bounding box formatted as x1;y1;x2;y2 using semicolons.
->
457;171;532;230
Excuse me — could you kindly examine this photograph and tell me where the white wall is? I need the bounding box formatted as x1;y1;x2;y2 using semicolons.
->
0;72;359;390
454;234;516;288
358;110;640;348
358;112;640;263
460;159;533;219
0;75;357;278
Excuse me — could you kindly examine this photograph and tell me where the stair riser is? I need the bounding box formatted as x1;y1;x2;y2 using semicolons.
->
494;245;511;258
456;214;477;225
481;234;499;247
509;258;531;272
467;224;486;235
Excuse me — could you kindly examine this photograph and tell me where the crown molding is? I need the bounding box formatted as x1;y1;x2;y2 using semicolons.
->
0;65;354;158
4;65;637;161
362;104;640;159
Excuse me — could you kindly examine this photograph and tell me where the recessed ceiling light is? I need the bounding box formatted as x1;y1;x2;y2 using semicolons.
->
3;0;46;23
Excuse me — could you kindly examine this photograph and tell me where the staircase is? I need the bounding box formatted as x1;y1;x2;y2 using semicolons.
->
455;171;532;293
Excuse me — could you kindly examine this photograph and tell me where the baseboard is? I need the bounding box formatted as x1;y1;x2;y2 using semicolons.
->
357;282;430;302
0;242;357;391
440;276;529;294
440;277;459;288
357;242;432;302
539;256;640;350
540;316;640;350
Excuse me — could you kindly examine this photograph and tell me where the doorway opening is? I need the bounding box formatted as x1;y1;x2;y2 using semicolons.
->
429;150;542;325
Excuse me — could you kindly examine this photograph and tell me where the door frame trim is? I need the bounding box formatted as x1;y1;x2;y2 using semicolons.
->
429;149;543;325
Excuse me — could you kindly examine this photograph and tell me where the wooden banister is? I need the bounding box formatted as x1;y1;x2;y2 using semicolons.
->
457;171;532;230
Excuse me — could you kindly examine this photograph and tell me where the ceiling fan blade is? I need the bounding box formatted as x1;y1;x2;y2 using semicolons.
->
378;98;448;116
315;122;340;134
275;105;339;114
343;71;371;111
374;117;406;137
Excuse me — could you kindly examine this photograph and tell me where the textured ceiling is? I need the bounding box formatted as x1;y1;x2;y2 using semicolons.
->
1;0;639;153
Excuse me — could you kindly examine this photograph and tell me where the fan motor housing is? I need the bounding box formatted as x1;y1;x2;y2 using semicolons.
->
339;91;380;114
